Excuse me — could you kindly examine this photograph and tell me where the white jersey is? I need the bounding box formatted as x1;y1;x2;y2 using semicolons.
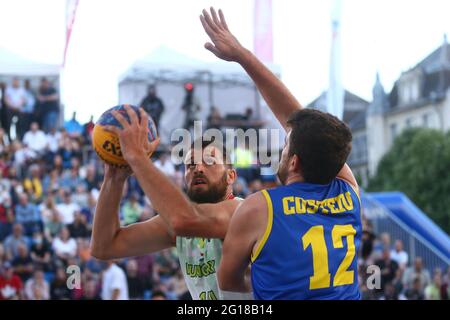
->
176;197;252;300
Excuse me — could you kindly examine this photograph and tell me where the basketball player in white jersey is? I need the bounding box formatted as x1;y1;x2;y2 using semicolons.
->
91;131;250;300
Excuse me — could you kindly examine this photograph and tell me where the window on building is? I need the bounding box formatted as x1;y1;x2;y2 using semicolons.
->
390;123;397;143
406;117;413;128
423;113;430;128
402;85;410;104
411;82;419;101
348;134;367;165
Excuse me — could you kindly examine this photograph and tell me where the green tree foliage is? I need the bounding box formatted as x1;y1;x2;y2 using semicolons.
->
368;128;450;233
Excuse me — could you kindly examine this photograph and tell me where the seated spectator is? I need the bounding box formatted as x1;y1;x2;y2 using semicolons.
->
14;193;42;236
80;278;100;300
23;122;47;155
24;270;49;300
0;261;24;300
124;175;144;199
443;266;450;298
38;196;58;224
72;184;89;208
52;227;77;265
84;257;103;275
375;249;399;293
403;257;431;292
126;259;150;300
50;267;71;300
101;261;129;300
56;191;80;225
0;190;13;241
11;244;33;282
11;140;37;168
0;244;7;270
390;239;408;270
373;232;391;260
167;269;190;300
44;209;64;239
153;249;179;283
77;238;92;265
23;164;43;203
45;127;62;154
4;223;29;259
81;194;96;225
0;166;12;196
135;254;155;284
30;231;52;272
404;277;425;300
154;153;176;178
42;170;61;195
83;164;101;192
68;212;90;239
360;220;376;262
52;154;64;175
122;192;144;226
0;128;10;155
248;179;263;194
60;166;86;193
379;282;403;300
425;271;444;300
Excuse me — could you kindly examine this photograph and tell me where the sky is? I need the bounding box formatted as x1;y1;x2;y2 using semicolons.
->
1;0;450;122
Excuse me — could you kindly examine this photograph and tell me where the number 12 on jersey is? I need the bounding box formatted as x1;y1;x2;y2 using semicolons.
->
302;224;356;290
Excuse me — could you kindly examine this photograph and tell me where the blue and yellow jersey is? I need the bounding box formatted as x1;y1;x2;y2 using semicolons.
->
251;179;362;300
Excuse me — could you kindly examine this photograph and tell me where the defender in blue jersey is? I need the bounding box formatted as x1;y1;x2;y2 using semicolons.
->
199;8;362;300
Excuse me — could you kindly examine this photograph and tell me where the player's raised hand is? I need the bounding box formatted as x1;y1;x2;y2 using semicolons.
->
200;7;246;62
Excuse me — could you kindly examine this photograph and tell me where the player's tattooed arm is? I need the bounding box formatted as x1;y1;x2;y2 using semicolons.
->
200;7;301;129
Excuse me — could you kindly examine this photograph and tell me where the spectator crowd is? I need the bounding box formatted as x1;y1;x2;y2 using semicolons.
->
0;78;448;300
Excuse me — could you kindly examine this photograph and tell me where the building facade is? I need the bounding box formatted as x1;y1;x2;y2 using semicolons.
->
308;36;450;187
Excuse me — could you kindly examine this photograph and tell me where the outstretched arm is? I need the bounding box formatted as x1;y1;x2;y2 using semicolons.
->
200;7;359;192
90;165;174;260
200;7;301;129
104;106;240;239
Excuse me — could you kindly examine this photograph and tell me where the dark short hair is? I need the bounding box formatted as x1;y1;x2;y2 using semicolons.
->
286;109;352;184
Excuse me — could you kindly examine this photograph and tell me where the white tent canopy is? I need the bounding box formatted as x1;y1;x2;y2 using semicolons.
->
119;46;285;147
119;46;280;87
0;47;60;76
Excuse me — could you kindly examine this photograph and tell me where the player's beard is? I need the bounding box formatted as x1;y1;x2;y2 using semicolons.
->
187;171;229;204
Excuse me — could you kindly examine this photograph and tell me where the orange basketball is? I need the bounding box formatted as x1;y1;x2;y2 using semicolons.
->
92;104;158;168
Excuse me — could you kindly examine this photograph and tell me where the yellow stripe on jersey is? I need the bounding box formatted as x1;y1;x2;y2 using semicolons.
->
251;190;274;263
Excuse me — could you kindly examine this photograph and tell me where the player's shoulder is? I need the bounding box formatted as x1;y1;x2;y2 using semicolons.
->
235;191;268;215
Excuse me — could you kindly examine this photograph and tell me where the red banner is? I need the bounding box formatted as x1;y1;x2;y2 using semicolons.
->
63;0;80;67
254;0;273;63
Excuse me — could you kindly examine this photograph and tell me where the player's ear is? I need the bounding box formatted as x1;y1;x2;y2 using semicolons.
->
226;168;237;184
291;154;301;173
